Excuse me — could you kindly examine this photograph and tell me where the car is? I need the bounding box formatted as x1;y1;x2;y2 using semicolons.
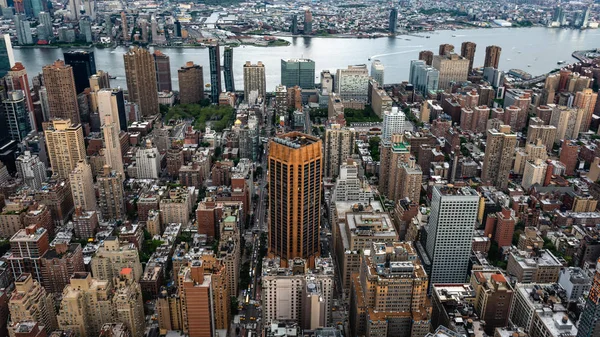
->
250;316;256;321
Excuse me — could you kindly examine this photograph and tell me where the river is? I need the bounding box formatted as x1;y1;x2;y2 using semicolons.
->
12;27;600;91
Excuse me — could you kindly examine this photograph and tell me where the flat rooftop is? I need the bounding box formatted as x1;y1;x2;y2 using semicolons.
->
273;132;320;148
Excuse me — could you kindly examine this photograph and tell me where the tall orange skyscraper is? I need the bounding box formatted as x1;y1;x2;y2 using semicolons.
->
268;132;322;267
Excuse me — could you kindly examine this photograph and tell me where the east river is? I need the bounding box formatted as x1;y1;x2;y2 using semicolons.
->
12;27;600;90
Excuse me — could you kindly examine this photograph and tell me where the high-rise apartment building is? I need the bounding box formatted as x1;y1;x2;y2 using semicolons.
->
559;140;579;176
350;242;430;337
484;45;502;69
123;47;159;117
481;125;517;190
522;158;547;190
460;41;477;73
243;61;266;102
40;242;85;294
281;58;316;89
527;119;557;152
0;34;14;78
45;119;86;179
90;237;142;282
323;124;355;178
114;270;146;337
438;43;454;56
370;59;384;85
389;8;398;33
574;88;598;133
16;151;46;190
97;165;125;221
69;160;96;211
426;186;479;286
469;270;514;335
9;273;57;334
382;107;406;141
418;50;434;66
335;65;369;103
8;225;50;284
223;47;234;92
5;62;33;114
64;51;96;94
409;60;439;94
178;62;204;104
484;208;517;248
98;89;125;176
304;10;312;34
3;90;32;142
379;134;412;201
268;133;322;267
208;45;221;103
432;53;470;90
153;50;172;92
578;259;600;337
135;140;160;179
42;60;80;123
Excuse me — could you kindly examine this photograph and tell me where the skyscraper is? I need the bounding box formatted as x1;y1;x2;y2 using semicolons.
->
45;119;86;179
438;43;454;56
281;58;315;89
426;186;479;286
323;124;355;178
64;50;97;94
69;160;97;211
460;41;476;73
418;50;433;66
3;90;32;142
388;8;398;34
304;10;312;34
432;53;470;90
16;151;46;189
484;45;502;69
79;17;92;43
243;61;266;102
409;59;439;94
42;60;80;123
123;47;159;117
577;259;600;337
9;273;57;334
208;45;221;104
6;62;33;114
153;50;172;92
482;125;517;190
335;65;370;103
223;47;235;92
268;132;322;267
121;12;128;41
382;107;406;141
14;15;33;45
370;60;384;85
0;34;14;78
178;62;204;104
291;14;298;35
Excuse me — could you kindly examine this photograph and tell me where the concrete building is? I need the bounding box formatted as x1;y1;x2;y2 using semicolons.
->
98;89;125;176
574;88;597;133
281;58;315;89
426;186;479;286
323;124;355;178
484;208;517;248
469;270;514;335
482;125;517;190
40;242;85;294
510;283;567;333
430;284;485;336
527;120;557;152
336;65;369;104
178;62;204;104
460;41;476;73
327;93;344;119
45;119;86;180
432;53;470;90
522;159;548;190
514;140;548;175
268;133;322;268
97;165;125;221
349;242;430;337
382;107;406;141
559;140;579;176
159;187;191;225
418;50;434;65
8;225;50;284
506;249;562;283
69;161;96;211
135;140;160;179
123;47;159;117
153;50;172;93
3;90;32;142
42;60;80;123
243;61;266;102
484;45;502;69
371;86;393;118
557;267;591;302
379;134;412;201
8;273;57;334
409;60;439;94
90;237;142;282
370;60;384;85
438;44;454;56
16;151;46;190
578;260;600;337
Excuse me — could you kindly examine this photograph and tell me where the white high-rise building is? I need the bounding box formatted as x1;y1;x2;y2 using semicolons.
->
335;65;369;103
98;89;124;176
426;186;479;287
16;151;46;189
382;107;406;141
135;140;160;179
370;60;384;85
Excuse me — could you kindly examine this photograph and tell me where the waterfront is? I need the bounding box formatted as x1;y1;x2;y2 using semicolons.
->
13;27;600;91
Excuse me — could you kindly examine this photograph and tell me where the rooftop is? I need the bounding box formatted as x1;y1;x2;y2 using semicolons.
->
273;132;320;148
